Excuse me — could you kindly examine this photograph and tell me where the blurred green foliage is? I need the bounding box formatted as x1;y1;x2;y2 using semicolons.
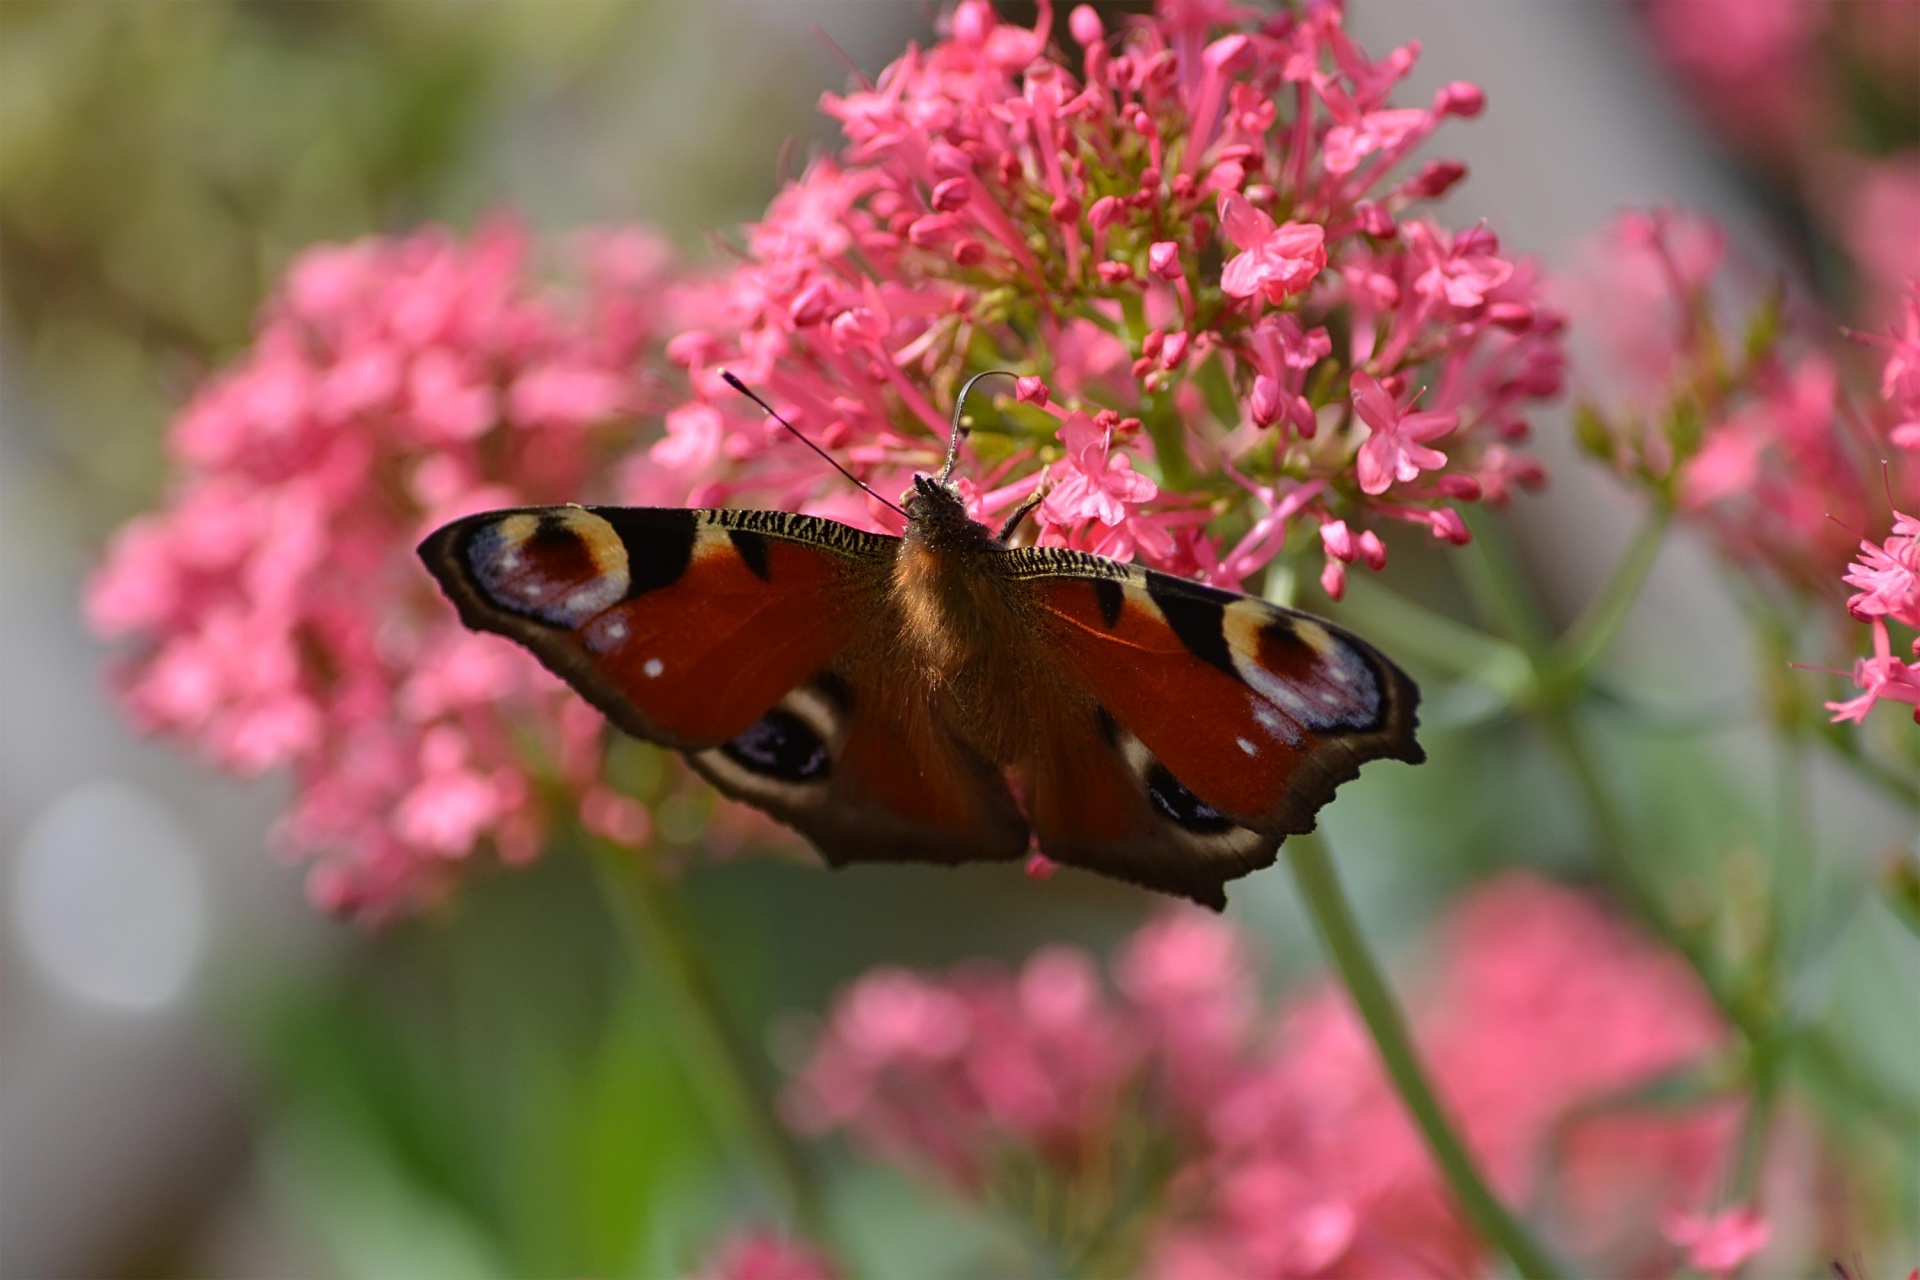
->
0;0;853;543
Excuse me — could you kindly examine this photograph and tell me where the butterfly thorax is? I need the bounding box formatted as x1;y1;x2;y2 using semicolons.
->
893;478;1044;760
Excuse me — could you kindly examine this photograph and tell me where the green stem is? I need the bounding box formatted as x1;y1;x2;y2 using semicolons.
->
1811;718;1920;812
590;842;835;1247
1285;832;1569;1280
1730;1051;1777;1202
1556;506;1673;679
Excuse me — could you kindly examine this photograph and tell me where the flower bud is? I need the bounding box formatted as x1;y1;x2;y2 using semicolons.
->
931;177;973;212
1487;301;1534;332
929;144;973;180
1427;508;1471;545
1069;4;1102;46
1149;241;1183;280
788;281;836;328
1320;558;1348;600
1435;80;1485;118
1087;195;1124;230
1406;160;1467;199
1356;202;1396;237
1357;530;1388;569
1250;375;1282;427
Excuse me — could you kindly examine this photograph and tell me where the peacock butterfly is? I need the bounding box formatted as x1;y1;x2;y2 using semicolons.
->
418;374;1423;908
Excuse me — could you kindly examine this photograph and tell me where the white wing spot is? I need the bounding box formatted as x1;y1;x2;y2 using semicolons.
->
604;619;628;642
643;658;664;678
1236;737;1259;757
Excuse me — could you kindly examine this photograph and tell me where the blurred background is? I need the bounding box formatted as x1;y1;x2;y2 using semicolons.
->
2;2;1915;1277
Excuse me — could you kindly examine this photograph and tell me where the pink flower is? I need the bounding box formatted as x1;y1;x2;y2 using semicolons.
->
690;1230;839;1280
1661;1206;1772;1280
1351;371;1457;495
1842;511;1920;627
1039;412;1159;529
1218;194;1327;305
1827;619;1920;724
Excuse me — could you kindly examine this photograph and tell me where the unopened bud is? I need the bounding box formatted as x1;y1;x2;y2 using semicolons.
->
931;177;973;212
1069;4;1102;46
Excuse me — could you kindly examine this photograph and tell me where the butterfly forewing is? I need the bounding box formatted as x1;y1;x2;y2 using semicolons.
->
420;506;887;748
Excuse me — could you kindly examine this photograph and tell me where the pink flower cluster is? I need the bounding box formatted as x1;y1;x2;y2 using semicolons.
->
785;874;1746;1276
1568;213;1918;597
648;0;1563;598
1570;214;1920;724
85;221;678;918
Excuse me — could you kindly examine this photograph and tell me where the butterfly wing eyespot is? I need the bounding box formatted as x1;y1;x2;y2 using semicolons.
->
1008;547;1422;905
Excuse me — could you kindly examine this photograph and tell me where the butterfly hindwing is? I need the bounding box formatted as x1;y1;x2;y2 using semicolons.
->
1010;547;1422;846
1022;704;1279;909
689;671;1029;868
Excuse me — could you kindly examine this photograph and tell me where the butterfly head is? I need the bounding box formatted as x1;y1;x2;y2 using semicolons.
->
903;472;993;549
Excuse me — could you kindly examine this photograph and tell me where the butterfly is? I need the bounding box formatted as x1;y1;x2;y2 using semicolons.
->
418;374;1423;909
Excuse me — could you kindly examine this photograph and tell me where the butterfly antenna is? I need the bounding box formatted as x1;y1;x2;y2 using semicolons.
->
721;371;907;518
941;370;1020;484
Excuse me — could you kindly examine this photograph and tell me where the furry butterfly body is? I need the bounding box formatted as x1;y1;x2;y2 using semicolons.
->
419;478;1422;908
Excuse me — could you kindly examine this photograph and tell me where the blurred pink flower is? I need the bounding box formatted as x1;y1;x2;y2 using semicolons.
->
1641;0;1825;163
1661;1205;1772;1279
86;221;678;919
1830;155;1920;323
1858;283;1920;444
690;1230;840;1280
1567;213;1920;606
788;874;1742;1277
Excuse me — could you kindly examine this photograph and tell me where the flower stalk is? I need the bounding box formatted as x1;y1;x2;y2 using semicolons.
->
589;840;834;1249
1283;831;1569;1280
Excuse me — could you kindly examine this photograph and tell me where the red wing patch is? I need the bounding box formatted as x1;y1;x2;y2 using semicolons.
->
1026;567;1421;836
419;505;887;750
